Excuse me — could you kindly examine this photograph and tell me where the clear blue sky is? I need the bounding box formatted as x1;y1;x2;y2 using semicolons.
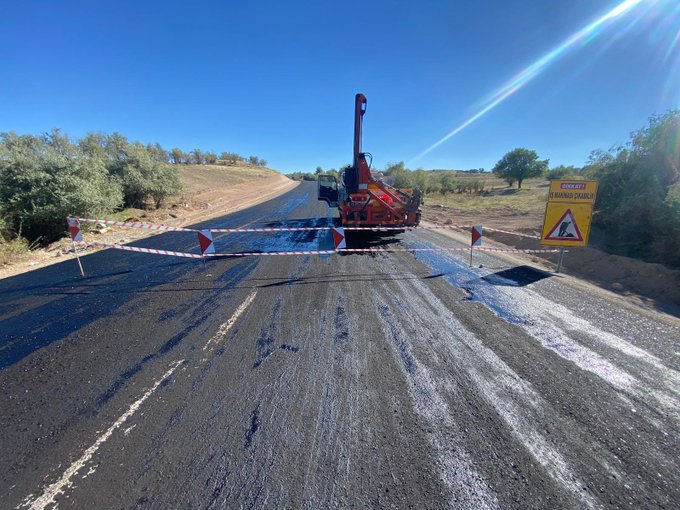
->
1;0;678;173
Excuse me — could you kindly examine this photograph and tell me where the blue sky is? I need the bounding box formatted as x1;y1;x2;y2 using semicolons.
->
1;0;678;173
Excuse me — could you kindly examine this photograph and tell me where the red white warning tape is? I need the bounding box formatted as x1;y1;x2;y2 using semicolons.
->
464;226;540;240
71;216;540;239
82;242;561;258
205;250;339;257
70;217;555;261
88;242;204;258
77;217;195;232
337;247;563;254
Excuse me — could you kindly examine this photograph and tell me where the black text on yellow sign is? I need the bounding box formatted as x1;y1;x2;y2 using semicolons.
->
547;180;598;204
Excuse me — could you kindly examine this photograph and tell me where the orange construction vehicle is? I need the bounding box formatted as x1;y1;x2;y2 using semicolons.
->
318;94;422;228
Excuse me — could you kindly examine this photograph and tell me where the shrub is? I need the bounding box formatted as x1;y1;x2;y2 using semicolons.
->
0;134;123;242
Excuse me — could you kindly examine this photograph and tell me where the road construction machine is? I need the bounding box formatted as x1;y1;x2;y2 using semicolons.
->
317;94;422;228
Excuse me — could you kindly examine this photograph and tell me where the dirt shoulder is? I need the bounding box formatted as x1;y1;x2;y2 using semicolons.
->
422;200;680;317
0;166;298;280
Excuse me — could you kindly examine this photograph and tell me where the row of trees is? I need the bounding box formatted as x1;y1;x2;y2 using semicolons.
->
168;148;267;167
0;130;272;247
0;130;183;244
294;163;489;195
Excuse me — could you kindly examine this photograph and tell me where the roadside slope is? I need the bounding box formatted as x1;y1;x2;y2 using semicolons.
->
0;165;298;279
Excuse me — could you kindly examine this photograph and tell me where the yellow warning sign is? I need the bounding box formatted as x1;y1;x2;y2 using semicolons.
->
540;203;593;247
548;180;598;204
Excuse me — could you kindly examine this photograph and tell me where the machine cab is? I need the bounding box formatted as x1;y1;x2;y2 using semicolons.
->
317;174;339;208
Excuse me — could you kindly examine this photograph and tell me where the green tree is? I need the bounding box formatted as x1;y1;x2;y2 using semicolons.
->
0;132;123;242
492;148;548;188
170;147;187;164
190;149;204;165
440;172;456;194
117;142;182;208
425;176;441;194
221;152;243;165
413;169;428;192
79;132;108;160
147;143;169;164
582;110;680;266
384;161;406;175
546;165;580;180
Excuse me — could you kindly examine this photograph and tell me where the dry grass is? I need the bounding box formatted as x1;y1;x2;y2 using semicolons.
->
0;238;30;265
179;164;279;193
427;178;548;216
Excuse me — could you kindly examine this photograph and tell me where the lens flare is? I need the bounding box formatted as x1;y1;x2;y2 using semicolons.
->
409;0;650;164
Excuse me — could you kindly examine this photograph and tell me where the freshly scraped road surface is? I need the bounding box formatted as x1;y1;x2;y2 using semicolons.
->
1;182;679;509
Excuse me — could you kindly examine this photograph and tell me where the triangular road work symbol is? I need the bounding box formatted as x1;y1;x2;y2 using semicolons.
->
544;209;583;241
332;227;346;250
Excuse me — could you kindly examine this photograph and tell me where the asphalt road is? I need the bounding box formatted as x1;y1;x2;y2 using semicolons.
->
1;181;679;509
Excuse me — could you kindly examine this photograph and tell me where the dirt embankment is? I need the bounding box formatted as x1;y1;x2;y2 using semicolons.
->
422;203;680;315
0;166;298;280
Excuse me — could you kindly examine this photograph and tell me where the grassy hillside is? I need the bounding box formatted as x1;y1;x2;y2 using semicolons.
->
426;177;548;217
178;164;280;192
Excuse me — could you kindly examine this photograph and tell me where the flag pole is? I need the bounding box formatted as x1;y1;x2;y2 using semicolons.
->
72;240;85;277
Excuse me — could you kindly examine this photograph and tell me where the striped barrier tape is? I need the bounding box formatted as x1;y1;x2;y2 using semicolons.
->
88;242;204;259
76;217;195;232
207;247;565;257
84;243;562;258
205;250;339;257
70;216;540;239
451;225;541;240
337;247;563;254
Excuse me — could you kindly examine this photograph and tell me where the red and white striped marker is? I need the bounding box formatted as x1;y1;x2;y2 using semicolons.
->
471;225;482;247
332;227;346;250
197;230;215;256
67;216;83;242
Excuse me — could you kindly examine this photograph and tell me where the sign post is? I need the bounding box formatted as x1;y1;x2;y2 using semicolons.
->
66;216;85;277
540;180;598;272
556;248;565;273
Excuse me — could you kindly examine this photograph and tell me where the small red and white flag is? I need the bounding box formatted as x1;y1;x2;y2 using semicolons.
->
471;225;482;247
197;230;215;256
67;216;83;242
332;227;346;250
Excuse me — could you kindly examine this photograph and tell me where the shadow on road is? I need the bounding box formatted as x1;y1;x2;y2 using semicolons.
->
255;272;444;288
480;265;554;287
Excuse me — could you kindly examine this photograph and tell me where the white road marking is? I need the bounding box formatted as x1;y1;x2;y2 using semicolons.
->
20;359;184;510
374;300;500;509
390;275;604;508
203;291;258;351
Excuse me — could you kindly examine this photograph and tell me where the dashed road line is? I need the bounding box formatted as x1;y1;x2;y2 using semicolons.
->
20;360;184;510
203;291;258;351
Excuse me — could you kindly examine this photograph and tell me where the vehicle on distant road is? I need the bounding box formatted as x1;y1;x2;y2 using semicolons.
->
318;93;422;229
